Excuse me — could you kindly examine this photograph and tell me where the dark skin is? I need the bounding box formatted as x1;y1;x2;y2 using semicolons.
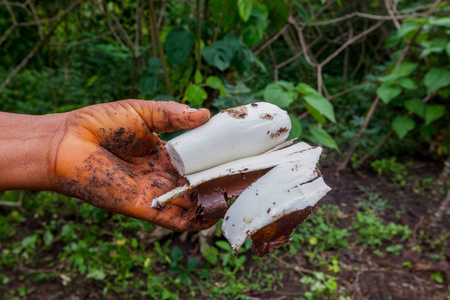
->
0;100;218;231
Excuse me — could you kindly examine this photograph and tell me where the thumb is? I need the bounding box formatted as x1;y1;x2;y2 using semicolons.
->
128;100;210;132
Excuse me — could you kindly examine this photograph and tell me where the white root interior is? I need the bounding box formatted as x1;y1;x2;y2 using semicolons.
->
152;142;320;207
222;159;332;252
166;102;291;176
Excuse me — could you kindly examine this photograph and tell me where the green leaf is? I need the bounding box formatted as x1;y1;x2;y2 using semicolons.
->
309;125;339;152
430;17;450;27
384;34;401;48
305;103;326;125
393;62;418;77
398;78;418;90
288;114;302;140
425;105;446;125
404;99;426;117
43;231;54;246
446;41;450;57
263;0;289;30
303;94;336;123
242;5;268;46
297;82;319;95
377;83;402;103
378;74;399;83
397;22;420;38
164;28;194;66
86;75;99;87
205;76;226;96
141;75;159;96
22;235;38;249
263;83;294;108
237;0;252;22
274;81;294;91
202;41;235;71
147;57;162;75
131;238;138;249
186;258;199;270
215;240;231;251
185;85;207;106
194;70;203;84
392;116;415;139
424;68;450;93
87;269;105;280
200;244;218;265
170;246;183;263
419;39;448;57
420;124;436;141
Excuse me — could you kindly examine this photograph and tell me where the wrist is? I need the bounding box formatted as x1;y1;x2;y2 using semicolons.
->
0;112;67;191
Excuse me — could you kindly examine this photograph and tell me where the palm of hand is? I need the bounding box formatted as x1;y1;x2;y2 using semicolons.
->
53;100;216;231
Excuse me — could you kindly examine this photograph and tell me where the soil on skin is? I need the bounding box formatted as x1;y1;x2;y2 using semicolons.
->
3;160;449;300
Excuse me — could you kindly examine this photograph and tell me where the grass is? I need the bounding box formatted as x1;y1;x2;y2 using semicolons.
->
0;165;448;299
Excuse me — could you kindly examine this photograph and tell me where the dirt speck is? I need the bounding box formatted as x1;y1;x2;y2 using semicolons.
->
222;105;248;119
269;127;289;138
260;113;273;120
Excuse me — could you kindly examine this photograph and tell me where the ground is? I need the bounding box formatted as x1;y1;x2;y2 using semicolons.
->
0;158;449;300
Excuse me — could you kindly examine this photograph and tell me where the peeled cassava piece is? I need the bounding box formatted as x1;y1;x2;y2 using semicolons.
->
166;102;291;176
153;102;332;257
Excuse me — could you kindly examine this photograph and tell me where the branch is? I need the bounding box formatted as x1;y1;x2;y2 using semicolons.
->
195;0;202;73
148;0;172;94
318;20;384;68
0;0;82;94
253;24;288;57
335;0;444;174
384;0;401;29
28;0;44;40
296;11;427;27
94;0;136;53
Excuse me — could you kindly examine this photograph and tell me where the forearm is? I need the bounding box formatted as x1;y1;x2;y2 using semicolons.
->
0;112;66;191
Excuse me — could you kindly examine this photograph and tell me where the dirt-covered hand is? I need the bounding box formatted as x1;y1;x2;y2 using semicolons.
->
53;100;218;231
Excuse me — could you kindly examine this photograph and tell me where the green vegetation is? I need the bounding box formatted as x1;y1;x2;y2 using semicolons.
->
1;0;449;299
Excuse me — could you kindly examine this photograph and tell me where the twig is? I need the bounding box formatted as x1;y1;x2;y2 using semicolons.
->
395;0;443;68
148;0;172;94
0;190;24;211
271;255;313;275
50;30;113;47
253;24;288;57
335;97;381;174
350;40;366;79
297;11;427;27
157;0;166;28
318;20;384;68
195;0;202;73
336;0;443;174
329;84;361;100
212;0;227;44
268;43;278;81
27;1;43;40
0;0;82;94
93;1;126;47
357;130;393;165
384;0;401;29
429;190;450;229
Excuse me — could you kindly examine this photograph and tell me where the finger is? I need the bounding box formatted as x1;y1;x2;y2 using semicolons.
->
128;100;210;132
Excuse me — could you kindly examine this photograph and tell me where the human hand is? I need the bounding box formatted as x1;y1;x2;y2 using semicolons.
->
52;100;218;231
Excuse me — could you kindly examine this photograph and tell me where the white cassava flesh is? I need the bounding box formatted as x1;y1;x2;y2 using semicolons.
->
166;102;291;176
222;159;332;252
151;142;320;207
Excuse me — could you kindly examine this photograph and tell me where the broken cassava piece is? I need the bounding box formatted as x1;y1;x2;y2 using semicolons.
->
151;102;331;257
